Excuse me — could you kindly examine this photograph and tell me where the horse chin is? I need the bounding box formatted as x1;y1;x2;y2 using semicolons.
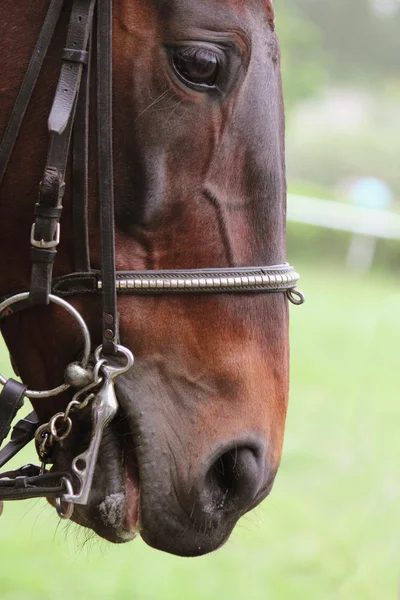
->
87;436;141;544
49;408;142;545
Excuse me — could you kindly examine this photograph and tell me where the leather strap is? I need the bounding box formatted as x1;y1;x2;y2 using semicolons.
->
62;49;89;64
0;415;70;501
97;0;119;355
48;0;97;135
0;0;64;187
30;0;97;305
0;412;39;469
30;167;63;304
72;32;92;272
0;379;26;446
0;465;70;501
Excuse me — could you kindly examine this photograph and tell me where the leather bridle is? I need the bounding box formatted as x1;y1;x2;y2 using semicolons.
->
0;0;304;516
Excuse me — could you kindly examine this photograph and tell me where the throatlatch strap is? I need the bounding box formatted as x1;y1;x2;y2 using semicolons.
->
0;0;64;187
97;0;119;355
0;379;26;446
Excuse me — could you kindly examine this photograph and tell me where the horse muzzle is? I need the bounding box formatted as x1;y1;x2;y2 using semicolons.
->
53;380;276;556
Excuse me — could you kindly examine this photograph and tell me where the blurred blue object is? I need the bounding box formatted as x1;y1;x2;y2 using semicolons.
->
350;177;393;210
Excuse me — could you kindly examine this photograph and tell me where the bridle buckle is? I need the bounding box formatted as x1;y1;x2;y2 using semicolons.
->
30;222;60;249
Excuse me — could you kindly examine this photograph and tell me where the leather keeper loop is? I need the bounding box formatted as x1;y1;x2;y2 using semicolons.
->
34;204;63;219
62;48;89;64
30;248;57;264
39;167;64;202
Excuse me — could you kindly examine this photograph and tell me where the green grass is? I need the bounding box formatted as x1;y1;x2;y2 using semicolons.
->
0;262;399;600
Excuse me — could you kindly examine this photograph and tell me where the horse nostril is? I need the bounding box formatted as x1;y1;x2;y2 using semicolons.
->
203;443;265;513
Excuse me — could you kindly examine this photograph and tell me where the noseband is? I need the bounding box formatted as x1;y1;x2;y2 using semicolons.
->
0;0;304;517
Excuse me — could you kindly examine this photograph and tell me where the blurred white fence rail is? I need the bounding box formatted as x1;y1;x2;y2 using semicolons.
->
287;194;400;271
287;194;400;239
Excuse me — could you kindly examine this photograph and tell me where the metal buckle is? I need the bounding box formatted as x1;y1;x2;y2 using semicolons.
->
30;223;60;249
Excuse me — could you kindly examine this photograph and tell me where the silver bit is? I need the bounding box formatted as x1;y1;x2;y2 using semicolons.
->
62;346;134;507
63;368;118;506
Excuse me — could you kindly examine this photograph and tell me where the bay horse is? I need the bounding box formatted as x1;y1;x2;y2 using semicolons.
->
0;0;304;556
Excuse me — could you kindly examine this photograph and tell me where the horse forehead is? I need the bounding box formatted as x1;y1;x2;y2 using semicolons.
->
222;0;274;20
164;0;274;12
166;0;275;24
118;0;274;30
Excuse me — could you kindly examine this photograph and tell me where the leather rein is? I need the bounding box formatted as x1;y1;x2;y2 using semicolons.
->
0;0;304;518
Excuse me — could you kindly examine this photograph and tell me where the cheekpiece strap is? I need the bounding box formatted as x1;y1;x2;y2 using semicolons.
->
97;0;119;355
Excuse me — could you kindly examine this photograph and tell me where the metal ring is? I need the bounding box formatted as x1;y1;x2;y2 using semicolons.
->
287;289;306;306
0;293;91;399
93;358;107;383
49;413;73;441
64;400;82;420
94;344;134;377
56;477;75;520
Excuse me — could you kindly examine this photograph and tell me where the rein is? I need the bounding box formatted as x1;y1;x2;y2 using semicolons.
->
0;0;304;519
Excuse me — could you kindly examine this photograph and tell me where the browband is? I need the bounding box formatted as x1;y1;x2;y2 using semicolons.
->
0;264;304;320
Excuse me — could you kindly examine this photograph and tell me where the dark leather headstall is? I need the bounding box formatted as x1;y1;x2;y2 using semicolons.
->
0;0;304;505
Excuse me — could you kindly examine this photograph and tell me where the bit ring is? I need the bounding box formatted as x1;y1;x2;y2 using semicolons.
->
94;345;134;377
56;478;75;520
0;293;91;399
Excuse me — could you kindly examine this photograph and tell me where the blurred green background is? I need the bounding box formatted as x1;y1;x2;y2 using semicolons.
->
1;1;399;599
1;265;399;599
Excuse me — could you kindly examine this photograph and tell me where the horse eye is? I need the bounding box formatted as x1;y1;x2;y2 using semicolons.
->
171;47;220;88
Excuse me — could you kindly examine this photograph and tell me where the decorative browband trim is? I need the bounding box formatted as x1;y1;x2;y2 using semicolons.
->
101;264;302;297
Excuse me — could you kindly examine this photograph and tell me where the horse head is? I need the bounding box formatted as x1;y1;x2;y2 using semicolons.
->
0;0;302;556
